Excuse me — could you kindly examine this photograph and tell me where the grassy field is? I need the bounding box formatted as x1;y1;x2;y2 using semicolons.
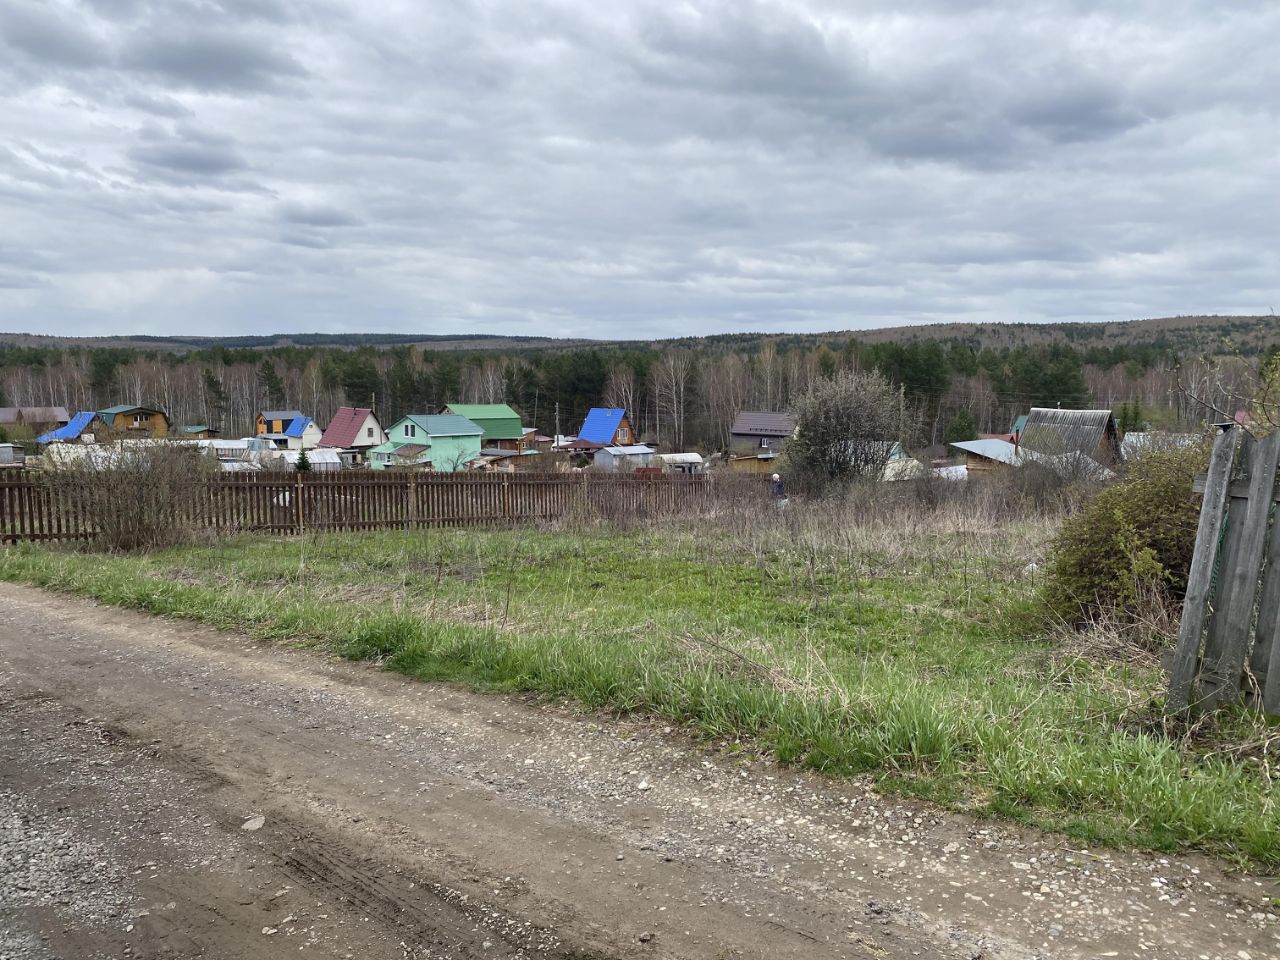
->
3;508;1277;865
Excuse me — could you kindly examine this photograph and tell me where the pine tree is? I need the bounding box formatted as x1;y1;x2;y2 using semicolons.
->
295;447;312;472
202;368;227;430
258;359;286;408
944;409;978;445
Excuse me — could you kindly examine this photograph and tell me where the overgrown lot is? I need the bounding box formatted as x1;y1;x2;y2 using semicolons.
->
3;504;1277;865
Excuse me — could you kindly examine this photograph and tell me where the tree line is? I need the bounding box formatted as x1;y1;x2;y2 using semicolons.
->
0;336;1265;451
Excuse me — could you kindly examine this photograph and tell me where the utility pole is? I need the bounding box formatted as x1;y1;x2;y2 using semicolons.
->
555;401;560;441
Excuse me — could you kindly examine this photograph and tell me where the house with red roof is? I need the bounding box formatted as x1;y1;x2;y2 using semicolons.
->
319;407;387;464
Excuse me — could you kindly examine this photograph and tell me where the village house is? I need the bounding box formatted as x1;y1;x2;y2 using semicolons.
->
0;407;70;433
178;425;221;440
258;418;322;451
36;411;98;444
441;404;536;451
1018;407;1120;464
728;411;794;472
255;410;304;435
95;405;170;439
571;408;637;451
319;407;387;464
368;413;483;472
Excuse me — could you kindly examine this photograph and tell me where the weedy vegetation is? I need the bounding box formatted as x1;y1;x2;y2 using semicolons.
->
3;470;1278;866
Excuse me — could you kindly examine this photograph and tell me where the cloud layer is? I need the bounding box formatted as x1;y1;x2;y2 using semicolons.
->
1;0;1277;338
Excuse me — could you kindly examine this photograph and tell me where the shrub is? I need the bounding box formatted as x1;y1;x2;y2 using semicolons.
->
42;441;221;552
787;369;900;486
1042;442;1208;624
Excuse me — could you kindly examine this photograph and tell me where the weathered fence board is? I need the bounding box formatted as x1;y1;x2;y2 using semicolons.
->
1168;425;1280;715
0;470;722;544
1166;426;1238;711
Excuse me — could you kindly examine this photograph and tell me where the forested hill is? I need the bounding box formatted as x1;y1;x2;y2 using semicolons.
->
0;314;1274;451
0;332;573;352
669;314;1278;355
2;313;1275;355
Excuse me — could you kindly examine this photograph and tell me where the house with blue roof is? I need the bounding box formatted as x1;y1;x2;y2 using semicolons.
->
572;408;636;449
36;411;98;444
254;410;322;450
368;414;484;472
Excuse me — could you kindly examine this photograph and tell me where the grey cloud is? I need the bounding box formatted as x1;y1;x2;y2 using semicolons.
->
0;1;110;68
280;232;333;249
122;26;306;91
280;201;362;227
1;1;1278;337
128;125;248;177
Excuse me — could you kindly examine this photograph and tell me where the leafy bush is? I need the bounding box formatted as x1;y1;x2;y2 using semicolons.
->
1042;442;1208;624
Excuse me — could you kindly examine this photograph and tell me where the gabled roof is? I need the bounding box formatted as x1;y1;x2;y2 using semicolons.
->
950;438;1114;481
1018;408;1117;457
601;444;654;456
282;416;315;438
731;411;794;437
397;414;484;437
443;404;523;440
180;425;216;434
951;438;1027;466
260;409;304;422
579;408;626;444
37;411;96;443
99;404;164;417
0;406;70;425
320;407;379;448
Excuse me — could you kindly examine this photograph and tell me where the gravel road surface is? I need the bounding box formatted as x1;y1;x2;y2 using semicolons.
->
1;582;1276;959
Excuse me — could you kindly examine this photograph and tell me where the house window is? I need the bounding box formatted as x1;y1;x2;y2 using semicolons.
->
405;423;416;438
134;414;149;425
759;437;770;449
618;427;630;442
366;427;374;438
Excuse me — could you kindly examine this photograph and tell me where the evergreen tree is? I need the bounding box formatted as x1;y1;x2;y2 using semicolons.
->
295;447;312;472
201;368;227;429
944;409;978;445
338;352;382;407
257;359;286;408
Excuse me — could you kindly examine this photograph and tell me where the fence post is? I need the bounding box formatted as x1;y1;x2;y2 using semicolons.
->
407;473;417;535
295;472;305;533
1166;425;1237;712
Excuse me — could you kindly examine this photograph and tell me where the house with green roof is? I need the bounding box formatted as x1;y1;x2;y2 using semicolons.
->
368;414;483;472
97;405;169;439
441;404;532;450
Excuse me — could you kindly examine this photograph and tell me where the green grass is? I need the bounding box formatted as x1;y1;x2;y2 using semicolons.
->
3;522;1277;866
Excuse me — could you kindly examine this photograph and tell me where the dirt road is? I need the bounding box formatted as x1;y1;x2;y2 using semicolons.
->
1;582;1276;959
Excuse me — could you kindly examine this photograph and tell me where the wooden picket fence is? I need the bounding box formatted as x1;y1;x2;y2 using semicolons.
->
0;470;718;544
1167;425;1280;715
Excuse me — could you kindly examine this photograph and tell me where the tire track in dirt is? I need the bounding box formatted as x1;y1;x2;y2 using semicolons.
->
1;582;1277;960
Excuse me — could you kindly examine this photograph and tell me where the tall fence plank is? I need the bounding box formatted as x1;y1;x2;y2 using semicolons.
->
1167;426;1239;711
1199;431;1280;708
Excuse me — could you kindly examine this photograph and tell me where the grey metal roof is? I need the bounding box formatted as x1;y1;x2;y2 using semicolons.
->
261;409;304;422
1018;408;1117;457
950;438;1027;466
730;411;794;437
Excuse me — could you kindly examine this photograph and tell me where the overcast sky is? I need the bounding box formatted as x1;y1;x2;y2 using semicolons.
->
1;1;1277;340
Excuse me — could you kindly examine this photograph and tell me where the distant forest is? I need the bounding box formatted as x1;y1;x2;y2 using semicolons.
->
0;317;1274;451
